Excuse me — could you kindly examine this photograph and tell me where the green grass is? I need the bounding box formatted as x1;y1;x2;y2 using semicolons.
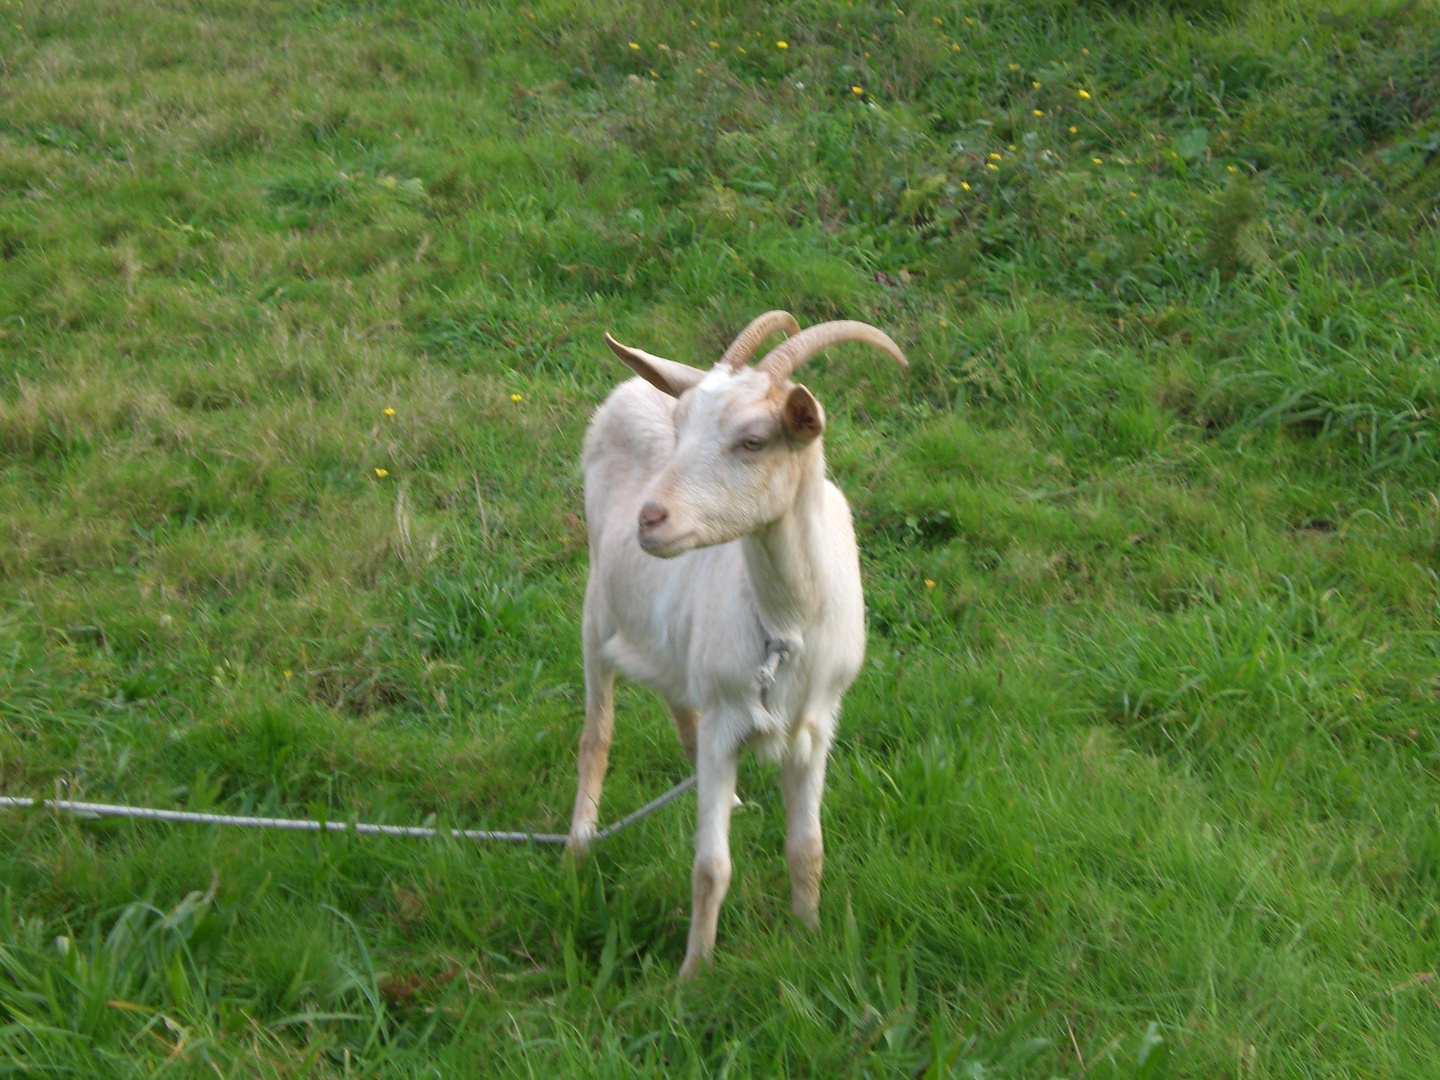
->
2;0;1439;1075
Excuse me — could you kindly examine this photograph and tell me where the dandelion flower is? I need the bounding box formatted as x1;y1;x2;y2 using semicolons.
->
933;16;942;24
511;393;523;403
383;407;395;416
709;40;719;47
629;42;639;49
964;16;974;24
961;181;971;190
939;319;948;326
924;579;936;589
737;45;746;52
1120;210;1127;216
1078;89;1091;99
952;43;960;51
690;19;696;26
697;67;703;73
649;69;658;76
1069;125;1078;133
1129;191;1138;198
1082;47;1090;55
1008;63;1019;71
1032;80;1041;89
284;669;293;678
776;40;787;48
658;43;669;50
1092;156;1103;164
1033;109;1044;116
986;162;998;170
988;152;1002;160
852;85;864;95
1008;144;1017;151
895;6;904;13
1227;164;1238;173
375;468;389;478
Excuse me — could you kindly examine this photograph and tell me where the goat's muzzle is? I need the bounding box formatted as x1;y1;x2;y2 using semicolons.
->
637;501;669;547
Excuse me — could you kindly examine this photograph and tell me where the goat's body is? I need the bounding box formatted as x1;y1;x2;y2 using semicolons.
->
571;373;866;975
566;314;904;978
582;378;864;761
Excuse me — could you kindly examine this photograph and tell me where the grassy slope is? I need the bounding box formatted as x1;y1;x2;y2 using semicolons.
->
2;0;1439;1075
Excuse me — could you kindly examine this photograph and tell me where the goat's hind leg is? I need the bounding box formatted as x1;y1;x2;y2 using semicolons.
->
781;722;830;930
666;701;699;766
568;633;616;856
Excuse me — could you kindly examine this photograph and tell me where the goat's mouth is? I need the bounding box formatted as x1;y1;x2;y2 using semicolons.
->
637;528;697;557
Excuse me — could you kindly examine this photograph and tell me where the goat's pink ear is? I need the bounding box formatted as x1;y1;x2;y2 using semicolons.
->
605;333;707;398
782;384;825;441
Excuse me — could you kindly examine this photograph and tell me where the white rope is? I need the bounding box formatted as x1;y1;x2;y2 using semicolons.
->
0;776;697;847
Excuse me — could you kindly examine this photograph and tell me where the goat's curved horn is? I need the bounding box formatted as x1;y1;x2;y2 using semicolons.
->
719;310;801;371
757;320;908;382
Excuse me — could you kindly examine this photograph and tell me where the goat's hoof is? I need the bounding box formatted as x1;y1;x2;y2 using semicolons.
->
792;901;820;931
566;821;597;857
677;952;708;980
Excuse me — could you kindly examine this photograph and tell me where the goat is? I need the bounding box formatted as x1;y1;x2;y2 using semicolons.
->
567;311;906;978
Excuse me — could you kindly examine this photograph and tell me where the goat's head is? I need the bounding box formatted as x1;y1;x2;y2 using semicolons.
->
604;313;907;557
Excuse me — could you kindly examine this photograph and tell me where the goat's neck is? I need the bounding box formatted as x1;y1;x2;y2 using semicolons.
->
741;445;829;644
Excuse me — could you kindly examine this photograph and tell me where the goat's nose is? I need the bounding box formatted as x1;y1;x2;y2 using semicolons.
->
637;502;669;532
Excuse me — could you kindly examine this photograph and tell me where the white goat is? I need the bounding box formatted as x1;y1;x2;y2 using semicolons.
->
567;311;906;978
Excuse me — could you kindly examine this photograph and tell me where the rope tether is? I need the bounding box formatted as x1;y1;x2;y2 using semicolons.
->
0;776;697;847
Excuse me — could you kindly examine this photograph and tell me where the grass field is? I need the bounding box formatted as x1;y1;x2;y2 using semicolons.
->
2;0;1439;1075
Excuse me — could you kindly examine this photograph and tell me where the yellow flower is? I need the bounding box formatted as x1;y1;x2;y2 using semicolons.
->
375;468;389;478
986;162;998;170
510;393;523;402
952;44;960;51
1069;125;1078;133
696;67;703;73
690;19;696;26
1033;109;1044;116
1092;157;1102;164
961;181;971;190
737;45;746;52
383;407;395;416
776;40;788;48
629;42;639;49
709;40;719;48
1227;164;1239;173
1130;191;1138;198
988;152;1002;160
284;669;293;678
852;85;864;95
1008;63;1019;71
650;69;658;76
658;43;669;50
1008;144;1017;151
924;579;935;589
934;16;942;24
1032;80;1041;89
1078;89;1091;99
939;319;947;326
964;16;974;24
1082;47;1090;55
1120;210;1127;216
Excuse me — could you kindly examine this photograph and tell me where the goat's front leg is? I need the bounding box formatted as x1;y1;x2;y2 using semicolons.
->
567;653;615;856
678;733;738;979
781;723;830;929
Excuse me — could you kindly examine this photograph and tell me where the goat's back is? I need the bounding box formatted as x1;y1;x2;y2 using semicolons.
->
582;377;676;529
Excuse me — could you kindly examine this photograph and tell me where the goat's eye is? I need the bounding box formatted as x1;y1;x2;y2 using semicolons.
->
740;435;765;452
